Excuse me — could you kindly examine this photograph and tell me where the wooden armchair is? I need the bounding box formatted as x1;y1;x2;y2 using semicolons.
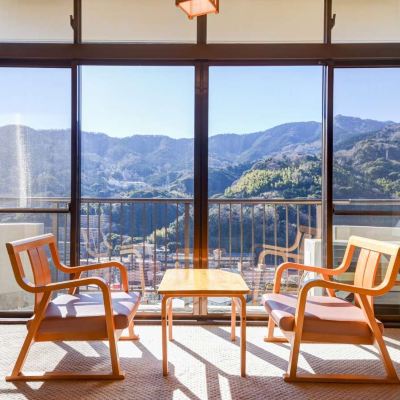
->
5;233;141;382
263;235;400;384
257;225;318;266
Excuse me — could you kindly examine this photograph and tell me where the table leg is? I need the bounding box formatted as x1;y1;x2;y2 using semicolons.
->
231;297;236;341
168;297;173;341
161;296;168;376
238;295;247;377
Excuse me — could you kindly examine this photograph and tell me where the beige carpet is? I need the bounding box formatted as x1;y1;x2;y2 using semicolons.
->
1;325;400;400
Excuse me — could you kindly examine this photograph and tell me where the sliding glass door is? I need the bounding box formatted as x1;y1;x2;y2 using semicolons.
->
0;67;71;312
207;66;323;314
333;67;400;316
80;66;195;313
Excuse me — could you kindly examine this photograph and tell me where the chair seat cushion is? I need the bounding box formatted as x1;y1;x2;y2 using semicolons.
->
29;291;141;339
263;293;383;339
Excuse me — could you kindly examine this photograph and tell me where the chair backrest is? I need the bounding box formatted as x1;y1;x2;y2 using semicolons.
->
297;225;318;252
6;234;60;309
340;236;400;305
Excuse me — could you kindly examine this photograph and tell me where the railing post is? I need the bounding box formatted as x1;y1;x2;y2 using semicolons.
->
184;202;190;269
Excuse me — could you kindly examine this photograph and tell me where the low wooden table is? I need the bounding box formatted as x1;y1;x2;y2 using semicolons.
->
158;269;250;377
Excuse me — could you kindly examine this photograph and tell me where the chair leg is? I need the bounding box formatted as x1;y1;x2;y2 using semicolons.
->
119;320;140;341
6;332;126;382
264;318;287;343
6;293;51;381
7;328;36;380
108;329;124;379
284;334;301;381
373;335;399;383
282;332;400;384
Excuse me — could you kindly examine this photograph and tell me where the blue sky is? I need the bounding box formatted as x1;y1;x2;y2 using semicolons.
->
0;66;399;138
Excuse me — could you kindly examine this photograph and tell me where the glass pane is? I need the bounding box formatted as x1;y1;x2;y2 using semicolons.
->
82;0;196;43
207;0;324;43
81;66;195;313
0;67;71;208
333;68;400;201
0;212;70;311
333;67;400;316
332;215;400;316
332;0;400;43
208;66;323;314
0;0;73;43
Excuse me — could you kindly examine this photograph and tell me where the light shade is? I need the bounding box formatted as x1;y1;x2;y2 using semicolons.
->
176;0;219;19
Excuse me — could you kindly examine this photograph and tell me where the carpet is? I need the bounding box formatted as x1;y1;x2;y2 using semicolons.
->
1;325;400;400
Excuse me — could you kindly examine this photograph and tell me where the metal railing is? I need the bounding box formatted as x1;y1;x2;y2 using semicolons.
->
78;198;322;306
2;196;400;309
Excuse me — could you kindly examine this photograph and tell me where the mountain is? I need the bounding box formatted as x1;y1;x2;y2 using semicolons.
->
0;115;396;200
226;122;400;199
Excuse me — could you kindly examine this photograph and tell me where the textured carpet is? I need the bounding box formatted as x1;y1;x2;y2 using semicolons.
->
1;325;400;400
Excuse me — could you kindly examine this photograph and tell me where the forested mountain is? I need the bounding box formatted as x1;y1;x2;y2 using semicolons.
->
0;115;398;200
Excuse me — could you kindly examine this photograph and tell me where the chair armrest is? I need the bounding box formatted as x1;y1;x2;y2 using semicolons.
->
261;244;293;252
292;279;380;330
273;262;342;293
34;277;117;332
300;278;377;298
34;277;109;294
57;261;129;292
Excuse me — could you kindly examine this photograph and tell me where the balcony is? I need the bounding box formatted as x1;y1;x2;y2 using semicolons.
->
1;197;400;315
0;196;322;313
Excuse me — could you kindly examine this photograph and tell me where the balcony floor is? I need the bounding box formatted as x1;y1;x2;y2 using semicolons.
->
1;325;400;399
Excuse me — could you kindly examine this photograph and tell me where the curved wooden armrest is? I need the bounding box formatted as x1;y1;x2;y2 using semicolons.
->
294;279;381;326
258;248;300;266
31;277;117;334
261;244;294;253
35;277;109;294
57;261;129;292
273;262;343;293
300;279;378;298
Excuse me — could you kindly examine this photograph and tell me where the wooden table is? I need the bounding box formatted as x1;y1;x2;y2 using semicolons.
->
158;269;250;377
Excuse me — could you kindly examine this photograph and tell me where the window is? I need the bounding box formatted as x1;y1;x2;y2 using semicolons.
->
208;66;323;313
333;67;400;315
0;67;71;311
80;66;195;312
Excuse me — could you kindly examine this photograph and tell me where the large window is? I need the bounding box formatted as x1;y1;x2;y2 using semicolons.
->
80;66;195;312
0;67;71;311
333;67;400;315
208;66;323;313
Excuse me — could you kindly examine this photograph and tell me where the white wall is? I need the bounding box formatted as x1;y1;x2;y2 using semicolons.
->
0;223;44;310
0;0;73;42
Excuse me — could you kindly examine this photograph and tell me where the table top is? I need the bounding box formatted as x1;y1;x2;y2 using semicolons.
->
158;269;250;295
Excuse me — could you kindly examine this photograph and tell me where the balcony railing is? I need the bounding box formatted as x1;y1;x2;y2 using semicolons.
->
3;197;399;312
78;198;322;308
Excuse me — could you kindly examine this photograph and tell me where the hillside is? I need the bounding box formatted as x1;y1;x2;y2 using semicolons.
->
0;115;397;201
226;122;400;199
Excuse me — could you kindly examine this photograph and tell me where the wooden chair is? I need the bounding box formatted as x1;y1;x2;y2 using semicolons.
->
263;235;400;384
5;233;141;382
257;225;318;266
252;226;318;303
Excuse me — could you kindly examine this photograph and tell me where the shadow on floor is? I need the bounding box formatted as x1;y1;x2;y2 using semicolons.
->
2;327;400;400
